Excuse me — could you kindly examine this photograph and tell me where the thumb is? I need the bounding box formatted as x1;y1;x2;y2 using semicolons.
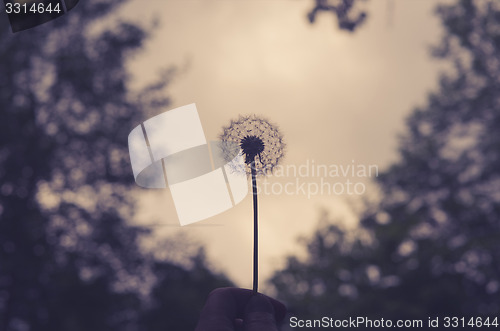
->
243;294;279;331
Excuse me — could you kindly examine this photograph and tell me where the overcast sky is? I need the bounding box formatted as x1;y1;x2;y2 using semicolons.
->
119;0;451;289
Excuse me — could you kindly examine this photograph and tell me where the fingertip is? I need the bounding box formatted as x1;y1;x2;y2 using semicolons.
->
271;299;287;324
246;292;287;324
246;294;275;314
244;294;279;331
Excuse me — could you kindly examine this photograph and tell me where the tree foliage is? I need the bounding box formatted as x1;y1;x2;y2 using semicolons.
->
271;0;500;327
0;1;231;330
307;0;367;32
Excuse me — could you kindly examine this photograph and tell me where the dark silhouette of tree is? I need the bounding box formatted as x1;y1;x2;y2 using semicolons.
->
141;248;232;331
271;0;500;327
308;0;367;32
0;1;231;330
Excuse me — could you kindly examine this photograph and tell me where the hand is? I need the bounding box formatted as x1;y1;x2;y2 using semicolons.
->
195;287;287;331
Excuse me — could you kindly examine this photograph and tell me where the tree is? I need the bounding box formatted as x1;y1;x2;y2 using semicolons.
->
307;0;367;32
271;0;500;327
0;1;231;330
141;248;232;331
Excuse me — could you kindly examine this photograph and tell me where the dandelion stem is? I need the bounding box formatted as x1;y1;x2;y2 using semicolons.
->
251;160;258;294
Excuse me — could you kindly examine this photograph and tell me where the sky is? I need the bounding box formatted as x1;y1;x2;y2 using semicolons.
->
118;0;451;289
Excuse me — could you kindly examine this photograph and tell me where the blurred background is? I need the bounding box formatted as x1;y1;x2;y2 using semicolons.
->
1;0;499;330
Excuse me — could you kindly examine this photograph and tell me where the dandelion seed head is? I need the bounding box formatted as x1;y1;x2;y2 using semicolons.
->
219;115;286;176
